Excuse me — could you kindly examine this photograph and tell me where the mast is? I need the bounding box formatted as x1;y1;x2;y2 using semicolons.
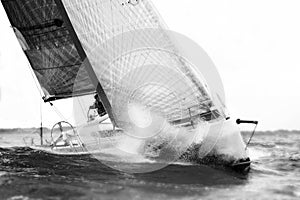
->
54;0;116;126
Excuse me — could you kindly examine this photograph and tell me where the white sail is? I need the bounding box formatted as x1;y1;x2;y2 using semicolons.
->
63;0;221;125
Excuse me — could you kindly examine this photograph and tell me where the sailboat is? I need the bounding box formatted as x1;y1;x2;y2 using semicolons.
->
1;0;257;173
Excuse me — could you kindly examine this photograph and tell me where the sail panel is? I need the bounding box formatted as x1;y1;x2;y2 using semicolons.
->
1;0;95;101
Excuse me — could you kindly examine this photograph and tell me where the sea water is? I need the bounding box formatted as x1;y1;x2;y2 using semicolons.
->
0;130;299;200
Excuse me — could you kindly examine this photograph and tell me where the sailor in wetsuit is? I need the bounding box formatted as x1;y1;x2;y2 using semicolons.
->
90;94;106;117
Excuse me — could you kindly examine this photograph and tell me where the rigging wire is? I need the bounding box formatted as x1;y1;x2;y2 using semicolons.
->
27;64;44;144
27;64;68;123
28;64;43;99
245;123;258;150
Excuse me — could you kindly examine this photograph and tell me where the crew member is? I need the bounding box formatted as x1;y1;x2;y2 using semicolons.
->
90;94;106;117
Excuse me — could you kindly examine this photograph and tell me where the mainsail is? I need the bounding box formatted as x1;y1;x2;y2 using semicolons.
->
1;0;95;102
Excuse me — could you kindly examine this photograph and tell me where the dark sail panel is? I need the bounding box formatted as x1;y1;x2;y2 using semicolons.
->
1;0;95;102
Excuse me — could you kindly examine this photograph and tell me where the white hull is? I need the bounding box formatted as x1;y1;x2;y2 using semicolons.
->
29;116;248;165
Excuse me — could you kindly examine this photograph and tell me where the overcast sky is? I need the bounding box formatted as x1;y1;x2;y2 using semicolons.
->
0;0;299;130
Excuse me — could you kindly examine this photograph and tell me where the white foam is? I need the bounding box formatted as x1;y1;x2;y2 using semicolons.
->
128;103;152;128
213;120;248;159
248;147;270;160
